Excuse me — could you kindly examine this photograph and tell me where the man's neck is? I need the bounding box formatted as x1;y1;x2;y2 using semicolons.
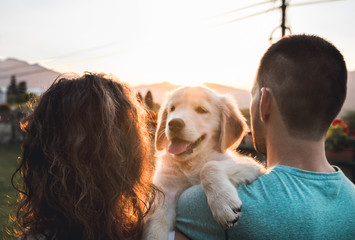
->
257;93;335;173
266;135;335;173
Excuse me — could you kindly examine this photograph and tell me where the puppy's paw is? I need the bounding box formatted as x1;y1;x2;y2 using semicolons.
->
207;187;242;229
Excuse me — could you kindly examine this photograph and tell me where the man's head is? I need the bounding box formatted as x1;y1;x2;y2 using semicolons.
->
251;34;347;154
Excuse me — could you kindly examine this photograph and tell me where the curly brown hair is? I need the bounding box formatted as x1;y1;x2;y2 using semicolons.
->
11;73;158;239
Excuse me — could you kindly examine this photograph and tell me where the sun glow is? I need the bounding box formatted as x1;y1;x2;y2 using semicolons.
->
167;75;209;87
103;0;268;90
2;0;353;91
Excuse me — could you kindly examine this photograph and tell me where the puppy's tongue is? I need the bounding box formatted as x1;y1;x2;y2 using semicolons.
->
168;140;190;155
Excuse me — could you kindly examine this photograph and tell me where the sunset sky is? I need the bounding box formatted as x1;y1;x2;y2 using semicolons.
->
1;0;354;90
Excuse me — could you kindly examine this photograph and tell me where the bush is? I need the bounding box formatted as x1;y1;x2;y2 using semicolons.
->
0;103;11;112
240;108;250;127
325;119;350;151
343;110;355;132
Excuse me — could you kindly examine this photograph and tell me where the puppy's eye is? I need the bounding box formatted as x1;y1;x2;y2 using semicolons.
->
170;105;175;112
195;106;208;114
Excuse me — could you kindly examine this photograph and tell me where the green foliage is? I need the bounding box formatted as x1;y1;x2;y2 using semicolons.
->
0;104;11;112
6;77;33;105
343;110;355;132
7;76;17;95
0;143;21;239
240;108;250;127
17;82;26;95
6;76;18;105
325;122;350;151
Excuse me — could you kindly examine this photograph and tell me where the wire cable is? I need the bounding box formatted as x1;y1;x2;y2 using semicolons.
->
1;1;278;75
0;40;126;73
212;6;279;27
204;0;274;20
35;40;126;62
1;0;348;82
290;0;345;7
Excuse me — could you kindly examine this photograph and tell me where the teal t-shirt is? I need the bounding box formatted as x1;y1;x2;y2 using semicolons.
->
176;165;355;240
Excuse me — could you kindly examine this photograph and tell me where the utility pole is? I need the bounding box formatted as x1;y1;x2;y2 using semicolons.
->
269;0;290;43
281;0;286;37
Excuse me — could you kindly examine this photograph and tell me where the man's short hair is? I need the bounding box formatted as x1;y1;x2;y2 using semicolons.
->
256;34;347;140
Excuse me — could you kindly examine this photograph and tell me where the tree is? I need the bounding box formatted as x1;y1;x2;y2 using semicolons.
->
343;110;355;133
6;75;18;104
18;81;27;94
17;81;29;103
144;90;154;110
240;108;251;127
0;103;11;112
6;76;31;104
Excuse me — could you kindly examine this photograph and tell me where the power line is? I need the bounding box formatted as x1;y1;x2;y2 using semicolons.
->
0;40;126;73
1;2;277;75
204;0;274;20
0;2;302;79
51;48;133;69
35;40;126;62
290;0;345;7
212;6;278;27
0;0;348;82
269;0;346;42
0;48;135;83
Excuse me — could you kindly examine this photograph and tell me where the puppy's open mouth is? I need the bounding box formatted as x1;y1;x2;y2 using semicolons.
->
168;134;206;156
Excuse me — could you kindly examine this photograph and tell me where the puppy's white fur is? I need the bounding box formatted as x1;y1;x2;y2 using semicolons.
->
143;86;265;240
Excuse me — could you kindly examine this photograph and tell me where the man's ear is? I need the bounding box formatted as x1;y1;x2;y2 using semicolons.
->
259;87;272;122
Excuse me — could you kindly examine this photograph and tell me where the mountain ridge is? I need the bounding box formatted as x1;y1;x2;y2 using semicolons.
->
1;58;354;114
0;58;60;90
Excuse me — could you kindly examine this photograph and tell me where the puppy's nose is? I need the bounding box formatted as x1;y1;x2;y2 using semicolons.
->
168;118;185;132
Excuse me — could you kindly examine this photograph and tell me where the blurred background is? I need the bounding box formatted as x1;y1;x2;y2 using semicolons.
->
1;0;355;238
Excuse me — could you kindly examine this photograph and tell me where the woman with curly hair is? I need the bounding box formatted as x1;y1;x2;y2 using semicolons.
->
11;73;158;240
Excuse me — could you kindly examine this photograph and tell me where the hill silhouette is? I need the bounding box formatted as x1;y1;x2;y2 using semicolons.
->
133;82;252;109
0;58;59;90
133;73;355;115
1;58;354;115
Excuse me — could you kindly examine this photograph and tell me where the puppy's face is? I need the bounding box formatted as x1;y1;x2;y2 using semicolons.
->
165;87;220;159
155;86;248;160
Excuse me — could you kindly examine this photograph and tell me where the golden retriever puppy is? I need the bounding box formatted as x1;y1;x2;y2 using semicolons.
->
143;86;265;240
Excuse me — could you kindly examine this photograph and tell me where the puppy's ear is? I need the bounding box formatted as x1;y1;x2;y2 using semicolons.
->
155;102;168;151
219;96;249;153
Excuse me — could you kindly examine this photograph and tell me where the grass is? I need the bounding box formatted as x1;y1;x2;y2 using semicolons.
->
0;142;21;240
